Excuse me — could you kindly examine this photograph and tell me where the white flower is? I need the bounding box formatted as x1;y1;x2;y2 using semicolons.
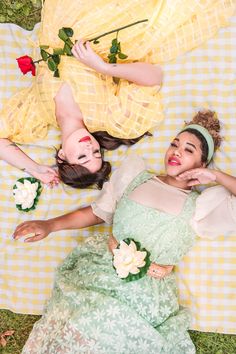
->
113;240;147;278
13;179;39;209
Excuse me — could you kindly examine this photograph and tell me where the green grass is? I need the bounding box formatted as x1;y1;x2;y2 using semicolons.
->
0;310;40;354
0;1;236;353
0;309;236;353
0;0;42;30
189;331;236;354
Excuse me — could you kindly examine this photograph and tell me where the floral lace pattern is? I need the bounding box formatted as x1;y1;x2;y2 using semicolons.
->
22;172;197;354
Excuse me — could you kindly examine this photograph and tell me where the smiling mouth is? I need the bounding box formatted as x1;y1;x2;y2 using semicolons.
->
168;158;181;166
79;136;91;143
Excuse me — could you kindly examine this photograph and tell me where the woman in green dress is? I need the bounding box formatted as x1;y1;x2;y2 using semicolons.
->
13;111;236;353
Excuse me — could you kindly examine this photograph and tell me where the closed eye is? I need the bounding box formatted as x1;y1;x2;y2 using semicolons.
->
78;155;86;160
170;142;177;147
185;148;193;153
93;149;102;156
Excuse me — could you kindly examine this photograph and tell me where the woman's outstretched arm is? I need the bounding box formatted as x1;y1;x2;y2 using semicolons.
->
0;138;59;185
72;40;163;86
13;206;104;242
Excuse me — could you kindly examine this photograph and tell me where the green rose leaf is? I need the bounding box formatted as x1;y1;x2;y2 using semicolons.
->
110;44;118;54
66;38;73;47
40;45;49;50
58;28;69;42
54;69;60;78
47;57;57;71
53;48;64;55
118;52;128;60
52;54;60;65
111;38;118;46
40;49;48;61
63;42;72;56
108;53;117;63
62;27;74;37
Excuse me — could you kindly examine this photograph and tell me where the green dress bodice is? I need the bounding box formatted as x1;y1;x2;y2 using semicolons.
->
113;171;198;265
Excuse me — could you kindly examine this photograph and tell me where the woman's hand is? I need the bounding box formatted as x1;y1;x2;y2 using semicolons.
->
177;168;216;186
72;40;107;73
147;263;173;279
108;235;119;254
13;220;52;242
30;164;60;187
108;236;173;279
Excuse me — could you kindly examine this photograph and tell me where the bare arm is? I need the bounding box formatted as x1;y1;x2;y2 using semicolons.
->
49;206;103;232
13;206;104;242
0;138;39;172
104;62;163;87
0;138;59;185
177;168;236;196
72;40;163;86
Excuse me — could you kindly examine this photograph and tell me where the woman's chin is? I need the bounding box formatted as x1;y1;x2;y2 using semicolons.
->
166;166;182;177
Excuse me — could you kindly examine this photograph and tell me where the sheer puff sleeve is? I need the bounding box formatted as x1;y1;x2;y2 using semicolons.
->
190;185;236;239
91;154;146;224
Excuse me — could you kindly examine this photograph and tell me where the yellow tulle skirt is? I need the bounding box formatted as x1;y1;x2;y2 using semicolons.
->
1;0;235;142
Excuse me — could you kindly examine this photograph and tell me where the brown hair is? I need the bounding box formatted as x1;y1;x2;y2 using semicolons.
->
56;130;150;189
92;131;152;150
56;154;111;189
182;110;222;164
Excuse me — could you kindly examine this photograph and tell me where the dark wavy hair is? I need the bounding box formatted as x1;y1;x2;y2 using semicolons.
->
56;130;150;189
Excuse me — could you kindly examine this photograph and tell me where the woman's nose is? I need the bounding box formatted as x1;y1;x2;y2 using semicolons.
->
84;145;93;156
173;148;181;157
84;142;92;149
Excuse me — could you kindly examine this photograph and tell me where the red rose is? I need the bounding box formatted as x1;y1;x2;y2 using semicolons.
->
16;55;36;76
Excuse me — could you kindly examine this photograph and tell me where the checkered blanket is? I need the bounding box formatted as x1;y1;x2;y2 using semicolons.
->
0;16;235;334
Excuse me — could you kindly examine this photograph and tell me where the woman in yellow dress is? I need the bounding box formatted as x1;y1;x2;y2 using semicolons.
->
0;0;235;188
0;43;162;188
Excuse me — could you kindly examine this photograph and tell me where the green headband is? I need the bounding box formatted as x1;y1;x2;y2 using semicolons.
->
181;124;214;163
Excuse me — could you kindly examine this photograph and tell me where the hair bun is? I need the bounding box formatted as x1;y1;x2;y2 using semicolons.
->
186;110;222;150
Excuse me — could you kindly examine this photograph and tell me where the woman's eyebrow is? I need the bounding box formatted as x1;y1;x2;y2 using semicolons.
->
186;142;197;150
174;137;196;149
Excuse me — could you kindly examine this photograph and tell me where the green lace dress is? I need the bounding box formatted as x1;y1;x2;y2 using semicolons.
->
22;171;198;354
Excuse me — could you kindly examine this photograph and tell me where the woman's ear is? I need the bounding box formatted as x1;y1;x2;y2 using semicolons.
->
57;149;66;162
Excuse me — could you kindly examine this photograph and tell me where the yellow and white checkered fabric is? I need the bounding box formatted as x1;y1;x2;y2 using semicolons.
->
0;10;236;335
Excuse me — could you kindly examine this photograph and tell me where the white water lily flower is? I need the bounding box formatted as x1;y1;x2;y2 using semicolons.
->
113;240;147;278
13;180;39;210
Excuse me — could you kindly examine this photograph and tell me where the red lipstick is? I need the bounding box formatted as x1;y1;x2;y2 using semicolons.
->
79;136;91;143
168;157;181;166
